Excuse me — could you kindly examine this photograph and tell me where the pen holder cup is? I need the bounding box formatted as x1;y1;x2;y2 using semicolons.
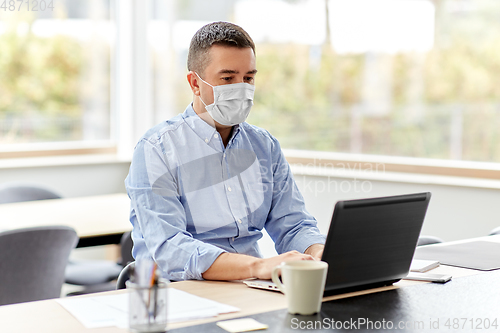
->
126;279;168;333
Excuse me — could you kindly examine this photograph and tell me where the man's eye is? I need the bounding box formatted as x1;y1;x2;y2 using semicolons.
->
245;77;254;82
222;77;232;81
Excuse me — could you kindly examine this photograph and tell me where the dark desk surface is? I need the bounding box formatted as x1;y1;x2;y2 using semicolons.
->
171;269;500;332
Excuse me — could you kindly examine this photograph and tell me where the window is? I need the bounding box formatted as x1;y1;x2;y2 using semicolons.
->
3;0;500;168
150;0;500;164
0;0;112;146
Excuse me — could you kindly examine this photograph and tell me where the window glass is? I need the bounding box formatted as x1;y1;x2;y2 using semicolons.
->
0;0;112;144
152;0;500;163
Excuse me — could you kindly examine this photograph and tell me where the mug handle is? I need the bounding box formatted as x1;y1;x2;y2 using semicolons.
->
271;263;286;294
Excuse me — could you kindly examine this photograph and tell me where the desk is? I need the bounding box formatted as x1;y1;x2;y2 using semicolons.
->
0;193;132;247
1;236;499;333
173;270;500;333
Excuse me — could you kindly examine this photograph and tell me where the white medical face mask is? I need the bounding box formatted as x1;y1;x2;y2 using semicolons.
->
195;72;255;126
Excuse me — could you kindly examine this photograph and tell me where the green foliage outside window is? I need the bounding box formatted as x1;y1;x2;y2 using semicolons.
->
0;16;83;143
247;38;500;162
2;1;500;163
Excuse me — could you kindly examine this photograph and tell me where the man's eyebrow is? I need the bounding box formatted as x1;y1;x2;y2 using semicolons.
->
218;69;238;74
217;69;258;75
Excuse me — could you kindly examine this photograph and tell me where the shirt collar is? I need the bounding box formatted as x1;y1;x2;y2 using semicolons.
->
182;104;242;147
227;125;241;148
182;104;218;145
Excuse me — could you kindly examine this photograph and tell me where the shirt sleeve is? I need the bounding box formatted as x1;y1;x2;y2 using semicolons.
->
264;136;326;254
125;139;225;281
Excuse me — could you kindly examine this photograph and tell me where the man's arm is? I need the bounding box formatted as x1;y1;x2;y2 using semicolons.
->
126;139;226;281
202;244;325;280
263;135;326;255
202;250;314;281
305;243;324;261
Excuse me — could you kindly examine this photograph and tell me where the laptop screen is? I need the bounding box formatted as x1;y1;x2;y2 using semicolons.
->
321;192;431;296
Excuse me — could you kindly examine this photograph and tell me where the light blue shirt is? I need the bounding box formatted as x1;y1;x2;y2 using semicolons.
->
125;104;325;281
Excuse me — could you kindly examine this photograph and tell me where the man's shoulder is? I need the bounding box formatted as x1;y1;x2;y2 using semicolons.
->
240;122;276;142
140;113;185;145
238;123;284;159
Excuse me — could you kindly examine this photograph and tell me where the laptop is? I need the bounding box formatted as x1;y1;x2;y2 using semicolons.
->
244;192;432;296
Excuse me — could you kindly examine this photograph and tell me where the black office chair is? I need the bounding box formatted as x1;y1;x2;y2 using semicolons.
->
0;184;61;204
489;226;500;236
417;235;444;246
65;231;134;295
0;226;78;305
116;261;136;290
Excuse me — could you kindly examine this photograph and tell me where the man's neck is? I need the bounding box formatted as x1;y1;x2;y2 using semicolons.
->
218;126;233;148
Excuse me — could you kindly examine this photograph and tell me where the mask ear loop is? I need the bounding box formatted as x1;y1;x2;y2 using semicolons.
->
195;72;213;107
199;95;208;108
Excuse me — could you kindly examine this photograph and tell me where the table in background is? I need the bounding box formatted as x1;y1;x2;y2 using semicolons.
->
0;193;132;247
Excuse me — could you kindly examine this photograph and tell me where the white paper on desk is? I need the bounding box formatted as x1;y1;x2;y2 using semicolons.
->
56;288;240;329
56;296;127;329
167;288;239;323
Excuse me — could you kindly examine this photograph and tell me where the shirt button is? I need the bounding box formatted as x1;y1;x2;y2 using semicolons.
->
204;138;208;143
214;134;218;138
238;219;242;224
227;186;232;192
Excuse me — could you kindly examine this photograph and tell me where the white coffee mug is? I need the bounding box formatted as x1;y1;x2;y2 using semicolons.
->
271;260;328;315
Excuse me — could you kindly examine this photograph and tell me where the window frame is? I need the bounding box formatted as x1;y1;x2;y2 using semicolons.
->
284;149;500;181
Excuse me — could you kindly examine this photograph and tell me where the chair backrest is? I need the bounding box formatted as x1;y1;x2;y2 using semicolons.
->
116;261;135;290
0;226;78;305
0;184;61;204
417;235;444;246
489;226;500;236
120;231;134;267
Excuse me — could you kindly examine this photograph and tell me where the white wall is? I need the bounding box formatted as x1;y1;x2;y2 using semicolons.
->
295;174;500;240
0;159;130;198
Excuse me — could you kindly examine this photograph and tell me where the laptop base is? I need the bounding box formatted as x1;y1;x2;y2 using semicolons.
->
323;279;401;297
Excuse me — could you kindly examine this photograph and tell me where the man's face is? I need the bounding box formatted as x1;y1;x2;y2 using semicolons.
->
198;44;257;107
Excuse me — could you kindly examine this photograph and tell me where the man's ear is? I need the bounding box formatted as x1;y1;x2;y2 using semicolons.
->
187;71;201;96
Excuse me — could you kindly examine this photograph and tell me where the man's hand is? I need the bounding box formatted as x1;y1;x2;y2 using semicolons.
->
202;250;314;281
252;251;314;280
304;243;324;261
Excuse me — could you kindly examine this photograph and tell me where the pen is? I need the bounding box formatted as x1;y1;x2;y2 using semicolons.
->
153;268;158;320
149;262;157;287
147;262;157;324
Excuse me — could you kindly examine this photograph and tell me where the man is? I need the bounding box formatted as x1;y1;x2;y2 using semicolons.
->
125;21;325;281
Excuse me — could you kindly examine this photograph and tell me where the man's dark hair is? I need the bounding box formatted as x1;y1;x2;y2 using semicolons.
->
187;21;255;76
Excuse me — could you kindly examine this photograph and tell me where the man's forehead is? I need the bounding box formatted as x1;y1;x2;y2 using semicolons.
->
197;47;256;79
205;45;255;69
